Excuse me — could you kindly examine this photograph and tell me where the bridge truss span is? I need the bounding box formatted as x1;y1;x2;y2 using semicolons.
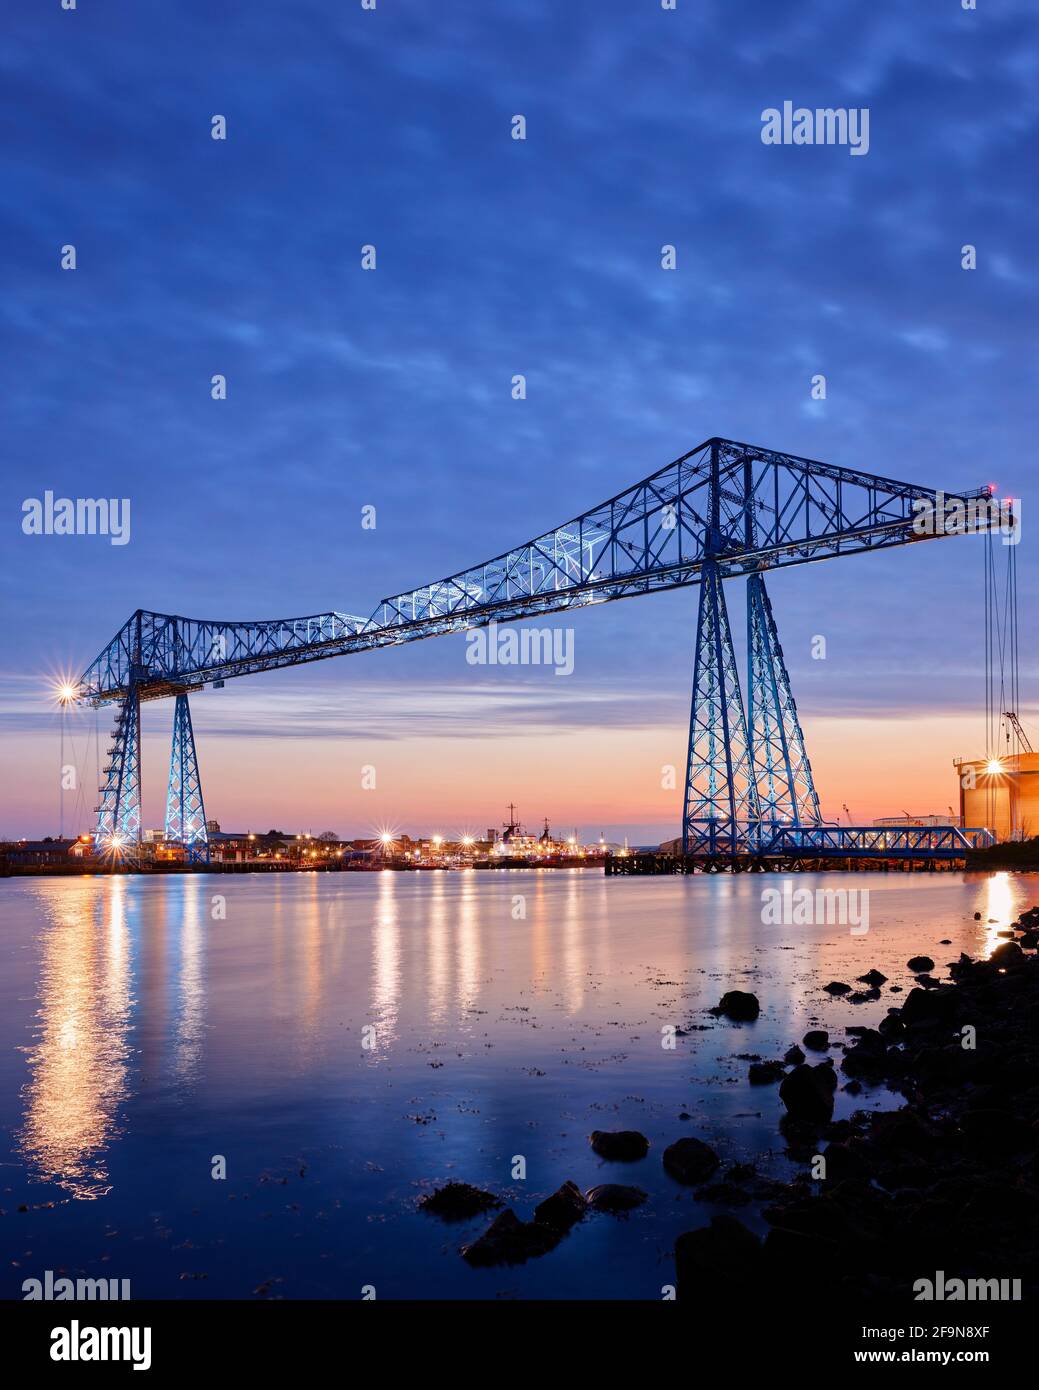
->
75;437;997;863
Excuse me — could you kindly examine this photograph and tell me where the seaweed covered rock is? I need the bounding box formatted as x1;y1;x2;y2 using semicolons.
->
710;990;760;1022
779;1061;837;1122
663;1136;721;1185
675;1215;762;1300
419;1181;501;1220
748;1060;786;1085
907;955;935;972
585;1184;647;1213
460;1209;559;1266
590;1130;649;1161
533;1181;588;1233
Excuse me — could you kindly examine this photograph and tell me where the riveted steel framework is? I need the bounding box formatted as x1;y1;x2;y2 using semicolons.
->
76;438;996;860
683;561;760;855
747;571;821;831
94;679;141;848
759;824;993;858
165;693;209;863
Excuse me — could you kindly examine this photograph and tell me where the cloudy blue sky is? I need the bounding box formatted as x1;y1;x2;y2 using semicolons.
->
1;0;1036;839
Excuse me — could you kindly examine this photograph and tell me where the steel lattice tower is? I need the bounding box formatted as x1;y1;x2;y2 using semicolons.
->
165;693;209;863
746;571;821;832
94;679;141;850
683;560;761;854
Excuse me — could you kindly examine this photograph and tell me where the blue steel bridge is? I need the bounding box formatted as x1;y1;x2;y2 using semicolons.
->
76;438;995;867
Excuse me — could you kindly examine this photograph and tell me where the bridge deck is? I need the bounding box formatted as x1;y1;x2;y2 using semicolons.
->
610;824;994;873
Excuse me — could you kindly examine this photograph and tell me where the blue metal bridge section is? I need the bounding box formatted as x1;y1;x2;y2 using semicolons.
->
76;437;997;864
759;824;994;861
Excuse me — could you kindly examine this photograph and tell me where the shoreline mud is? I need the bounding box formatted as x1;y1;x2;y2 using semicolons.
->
434;903;1039;1300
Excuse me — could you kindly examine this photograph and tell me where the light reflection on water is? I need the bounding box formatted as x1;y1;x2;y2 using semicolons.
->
17;878;133;1199
171;877;204;1084
2;867;1034;1296
981;871;1015;953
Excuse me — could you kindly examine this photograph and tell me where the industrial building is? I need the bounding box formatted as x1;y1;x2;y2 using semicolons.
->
955;752;1039;843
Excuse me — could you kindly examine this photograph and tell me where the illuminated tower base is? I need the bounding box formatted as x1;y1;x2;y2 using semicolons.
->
93;680;141;855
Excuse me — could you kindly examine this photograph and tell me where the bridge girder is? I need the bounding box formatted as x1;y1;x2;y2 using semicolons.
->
77;437;990;705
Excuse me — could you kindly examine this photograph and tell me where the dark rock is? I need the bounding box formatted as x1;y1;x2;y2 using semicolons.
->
857;969;888;987
725;1162;756;1182
749;1175;804;1203
589;1129;649;1161
784;1045;805;1065
899;986;962;1027
939;939;952;945
973;911;982;920
907;955;935;971
823;981;852;995
533;1181;587;1232
841;1030;889;1079
589;1128;645;1162
822;1141;872;1183
803;1029;829;1051
460;1209;558;1266
419;1181;501;1220
779;1114;822;1159
868;1110;938;1157
949;953;998;985
779;1062;837;1123
663;1136;721;1185
762;1224;841;1279
959;1179;1039;1235
990;940;1025;968
584;1183;647;1213
710;990;760;1022
875;1159;932;1190
961;1109;1032;1159
675;1214;762;1301
763;1190;874;1246
748;1060;786;1085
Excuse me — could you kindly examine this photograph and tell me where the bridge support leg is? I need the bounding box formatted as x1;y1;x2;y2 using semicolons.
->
165;693;209;864
746;572;821;838
93;681;142;856
683;560;760;855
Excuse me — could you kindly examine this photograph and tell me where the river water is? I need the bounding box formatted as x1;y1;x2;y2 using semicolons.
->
0;868;1032;1300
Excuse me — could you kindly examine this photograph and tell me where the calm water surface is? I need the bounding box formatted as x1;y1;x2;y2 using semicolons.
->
0;868;1033;1299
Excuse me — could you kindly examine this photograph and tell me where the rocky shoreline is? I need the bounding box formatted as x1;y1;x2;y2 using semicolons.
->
422;904;1039;1299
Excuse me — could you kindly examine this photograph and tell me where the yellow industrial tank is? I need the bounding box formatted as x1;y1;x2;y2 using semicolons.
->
955;752;1039;842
